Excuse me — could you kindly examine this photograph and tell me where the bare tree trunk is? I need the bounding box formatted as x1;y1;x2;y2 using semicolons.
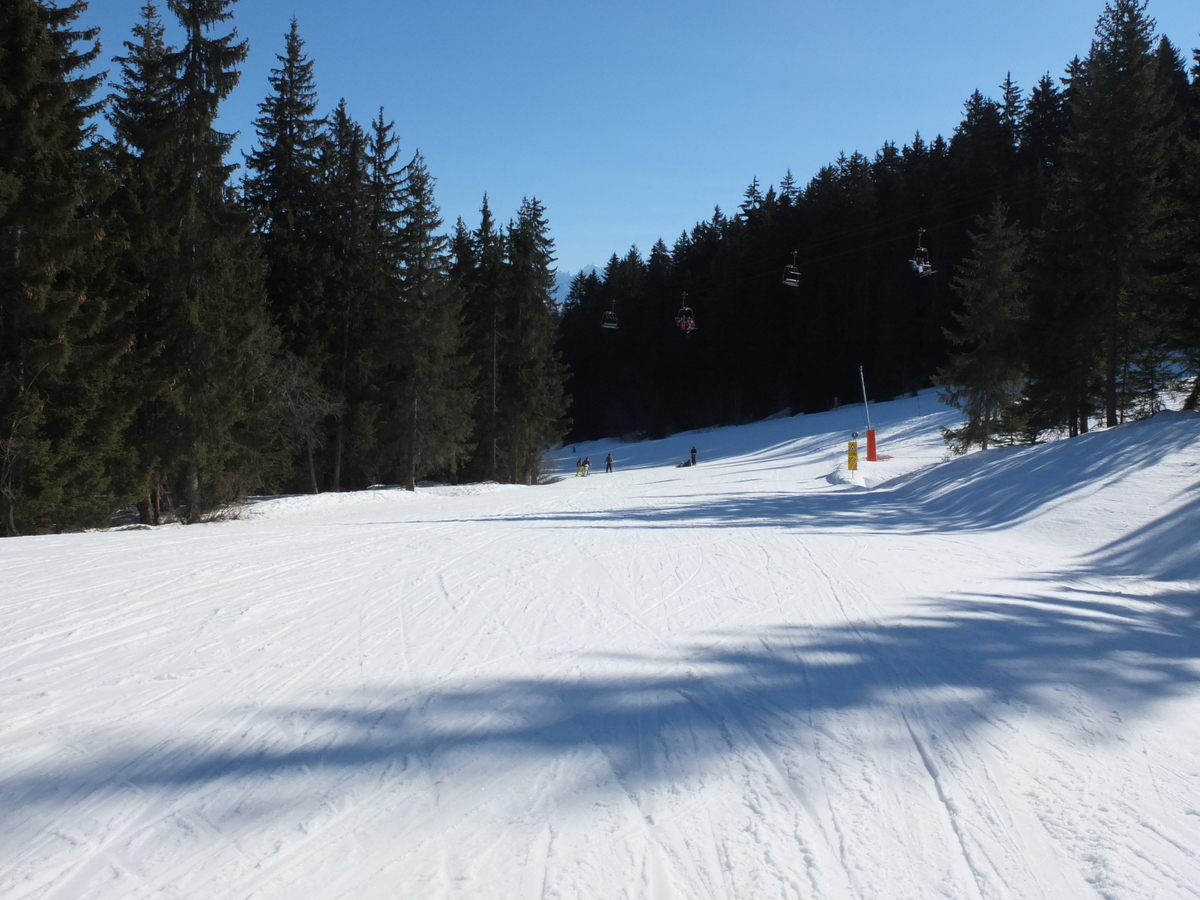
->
2;226;24;536
1105;277;1119;428
1184;374;1200;411
185;462;201;523
332;417;343;492
1;488;15;537
306;436;319;494
406;390;417;492
334;312;350;492
1;426;20;536
510;421;519;485
137;484;163;526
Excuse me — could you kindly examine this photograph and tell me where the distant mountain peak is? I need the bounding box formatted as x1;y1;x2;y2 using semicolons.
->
553;265;598;303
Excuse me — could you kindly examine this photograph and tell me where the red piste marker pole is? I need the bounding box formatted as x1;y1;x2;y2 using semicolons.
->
859;366;878;462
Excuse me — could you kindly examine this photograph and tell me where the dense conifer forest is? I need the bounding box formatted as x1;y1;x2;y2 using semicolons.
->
558;0;1200;448
1;0;1197;535
1;0;568;534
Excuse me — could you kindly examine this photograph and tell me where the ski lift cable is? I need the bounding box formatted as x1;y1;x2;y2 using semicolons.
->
587;184;1043;304
666;210;1033;302
673;197;1027;301
786;180;1042;259
794;185;1040;258
675;181;1043;282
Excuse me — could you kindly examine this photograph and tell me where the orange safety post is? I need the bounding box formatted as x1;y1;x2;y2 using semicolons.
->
866;429;877;462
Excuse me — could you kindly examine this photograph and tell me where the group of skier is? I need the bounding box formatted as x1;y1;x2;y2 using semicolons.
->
575;453;615;476
573;447;697;476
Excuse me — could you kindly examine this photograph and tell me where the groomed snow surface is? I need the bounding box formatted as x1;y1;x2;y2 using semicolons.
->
3;394;1200;900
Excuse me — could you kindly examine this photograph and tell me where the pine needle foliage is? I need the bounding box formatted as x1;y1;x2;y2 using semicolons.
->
0;0;120;535
936;201;1031;452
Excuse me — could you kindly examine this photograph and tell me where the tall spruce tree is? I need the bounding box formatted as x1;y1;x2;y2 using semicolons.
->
107;3;174;161
936;201;1031;451
498;198;569;483
1173;45;1200;408
111;0;269;522
244;18;325;359
0;0;118;535
242;24;334;495
1034;0;1173;430
1019;73;1070;216
385;151;474;489
316;99;372;490
167;0;268;518
457;196;509;480
107;0;189;523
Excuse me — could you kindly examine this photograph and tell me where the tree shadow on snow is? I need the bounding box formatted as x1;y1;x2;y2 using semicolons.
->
3;576;1198;824
423;412;1200;537
1078;480;1200;582
3;413;1197;827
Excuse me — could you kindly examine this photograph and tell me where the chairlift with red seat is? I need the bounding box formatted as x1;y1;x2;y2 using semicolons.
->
674;292;696;333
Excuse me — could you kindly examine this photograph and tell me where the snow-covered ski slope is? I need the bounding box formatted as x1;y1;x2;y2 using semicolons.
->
3;394;1200;900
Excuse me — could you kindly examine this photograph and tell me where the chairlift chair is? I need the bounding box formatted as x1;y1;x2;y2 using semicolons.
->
910;227;936;277
601;299;618;329
782;250;801;288
674;292;697;333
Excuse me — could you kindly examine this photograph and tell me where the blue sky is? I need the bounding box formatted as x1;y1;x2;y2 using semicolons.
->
81;0;1198;275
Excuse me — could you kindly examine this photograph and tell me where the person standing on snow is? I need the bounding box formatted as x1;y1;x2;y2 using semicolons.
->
605;453;613;473
583;456;591;476
576;458;583;476
690;446;697;466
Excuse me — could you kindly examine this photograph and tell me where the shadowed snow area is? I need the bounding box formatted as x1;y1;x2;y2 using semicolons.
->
3;394;1199;899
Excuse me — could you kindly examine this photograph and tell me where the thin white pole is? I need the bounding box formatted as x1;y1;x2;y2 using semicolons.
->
859;366;872;431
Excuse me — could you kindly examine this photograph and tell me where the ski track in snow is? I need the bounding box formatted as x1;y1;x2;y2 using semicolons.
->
3;397;1200;899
